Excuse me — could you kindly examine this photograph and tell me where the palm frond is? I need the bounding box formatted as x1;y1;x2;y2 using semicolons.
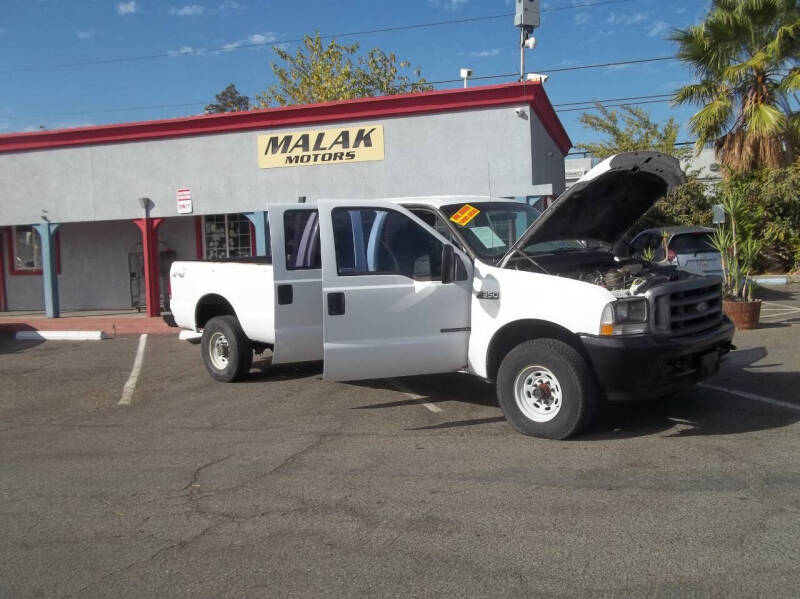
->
672;80;718;106
689;98;734;140
744;102;787;138
779;68;800;93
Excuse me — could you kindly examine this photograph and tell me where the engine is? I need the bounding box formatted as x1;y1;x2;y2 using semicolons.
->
574;261;692;296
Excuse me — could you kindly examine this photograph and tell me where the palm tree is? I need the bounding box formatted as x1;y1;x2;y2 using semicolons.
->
671;0;800;173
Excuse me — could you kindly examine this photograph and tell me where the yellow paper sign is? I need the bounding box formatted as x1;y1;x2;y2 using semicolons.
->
450;204;481;226
258;125;384;169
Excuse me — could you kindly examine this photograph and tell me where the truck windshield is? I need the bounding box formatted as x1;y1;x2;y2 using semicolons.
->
440;202;541;261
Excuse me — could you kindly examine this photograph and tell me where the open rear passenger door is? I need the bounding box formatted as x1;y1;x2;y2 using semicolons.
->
268;204;324;365
317;200;473;381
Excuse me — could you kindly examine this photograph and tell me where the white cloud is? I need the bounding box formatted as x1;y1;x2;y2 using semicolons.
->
169;5;206;16
117;2;138;15
648;21;670;38
168;45;198;57
248;32;276;45
606;12;648;26
606;63;633;71
574;13;589;25
222;41;241;51
428;0;468;11
0;27;5;35
469;48;500;58
77;29;94;39
214;1;245;14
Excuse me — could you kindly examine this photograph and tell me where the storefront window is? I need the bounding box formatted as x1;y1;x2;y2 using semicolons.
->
203;214;253;259
13;225;42;271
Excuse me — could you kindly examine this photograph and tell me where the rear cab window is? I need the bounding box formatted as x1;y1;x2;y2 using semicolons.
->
670;233;716;254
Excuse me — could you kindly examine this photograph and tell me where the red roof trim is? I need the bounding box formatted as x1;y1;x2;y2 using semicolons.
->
0;82;571;155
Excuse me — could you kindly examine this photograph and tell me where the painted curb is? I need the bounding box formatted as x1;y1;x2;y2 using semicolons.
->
178;330;202;341
14;330;107;341
752;276;789;286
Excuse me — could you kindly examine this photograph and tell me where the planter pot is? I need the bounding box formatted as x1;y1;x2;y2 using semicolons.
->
723;299;762;330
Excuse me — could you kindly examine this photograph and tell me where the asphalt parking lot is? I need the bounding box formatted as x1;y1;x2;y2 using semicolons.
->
1;286;799;598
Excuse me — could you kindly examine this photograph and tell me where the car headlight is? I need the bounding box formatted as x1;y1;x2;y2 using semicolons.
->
600;298;649;335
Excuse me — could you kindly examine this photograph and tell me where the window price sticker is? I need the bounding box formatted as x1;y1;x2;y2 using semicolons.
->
449;204;480;226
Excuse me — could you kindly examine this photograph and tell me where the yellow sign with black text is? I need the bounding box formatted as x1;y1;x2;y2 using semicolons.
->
258;125;385;169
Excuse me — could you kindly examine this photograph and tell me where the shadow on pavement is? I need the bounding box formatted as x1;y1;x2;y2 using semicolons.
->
0;333;46;354
355;348;800;439
754;284;798;302
245;357;323;382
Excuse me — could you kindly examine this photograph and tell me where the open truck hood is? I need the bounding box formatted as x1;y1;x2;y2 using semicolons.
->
500;151;686;266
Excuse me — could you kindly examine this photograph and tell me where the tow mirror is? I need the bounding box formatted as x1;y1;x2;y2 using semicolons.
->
441;244;455;284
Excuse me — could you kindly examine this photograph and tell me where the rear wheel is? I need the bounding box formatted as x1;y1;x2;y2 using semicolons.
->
201;315;252;382
497;339;596;439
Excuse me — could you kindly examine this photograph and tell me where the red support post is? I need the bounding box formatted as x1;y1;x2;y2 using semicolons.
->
133;217;165;317
0;228;7;312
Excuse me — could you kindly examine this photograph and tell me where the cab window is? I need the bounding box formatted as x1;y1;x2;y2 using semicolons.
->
331;207;443;281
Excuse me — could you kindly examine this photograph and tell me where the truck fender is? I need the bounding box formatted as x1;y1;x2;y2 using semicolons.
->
195;294;237;330
485;319;589;382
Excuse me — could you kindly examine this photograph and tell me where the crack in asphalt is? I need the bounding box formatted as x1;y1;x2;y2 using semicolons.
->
181;454;233;491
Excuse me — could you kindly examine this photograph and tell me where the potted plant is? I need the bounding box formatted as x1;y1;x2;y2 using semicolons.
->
709;194;762;329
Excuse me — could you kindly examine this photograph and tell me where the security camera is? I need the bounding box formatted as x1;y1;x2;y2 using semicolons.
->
460;68;472;79
525;73;549;83
514;107;528;119
523;36;537;50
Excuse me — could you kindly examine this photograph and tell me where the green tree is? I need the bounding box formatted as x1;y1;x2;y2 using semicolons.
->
575;104;689;161
717;160;800;271
576;104;712;233
671;0;800;172
256;33;432;107
205;83;250;114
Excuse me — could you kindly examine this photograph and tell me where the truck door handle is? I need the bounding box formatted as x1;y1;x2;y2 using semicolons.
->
327;292;345;316
277;284;293;305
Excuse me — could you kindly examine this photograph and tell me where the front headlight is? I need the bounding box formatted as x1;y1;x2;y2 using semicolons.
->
600;298;649;335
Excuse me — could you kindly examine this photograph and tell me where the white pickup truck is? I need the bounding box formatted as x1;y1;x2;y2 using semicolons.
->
170;152;735;439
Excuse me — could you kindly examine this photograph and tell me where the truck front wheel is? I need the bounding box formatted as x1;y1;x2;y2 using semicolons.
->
497;339;596;440
201;315;253;382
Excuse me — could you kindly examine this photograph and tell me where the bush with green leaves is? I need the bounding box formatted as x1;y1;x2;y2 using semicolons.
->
716;161;800;272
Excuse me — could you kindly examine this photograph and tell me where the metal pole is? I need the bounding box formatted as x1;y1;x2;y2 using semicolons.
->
519;28;525;81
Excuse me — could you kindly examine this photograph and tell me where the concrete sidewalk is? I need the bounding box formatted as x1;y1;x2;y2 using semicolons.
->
0;309;177;336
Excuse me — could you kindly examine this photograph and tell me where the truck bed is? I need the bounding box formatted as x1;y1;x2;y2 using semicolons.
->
169;260;276;344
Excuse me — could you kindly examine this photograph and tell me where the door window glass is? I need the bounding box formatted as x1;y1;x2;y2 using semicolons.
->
284;210;321;269
331;208;443;280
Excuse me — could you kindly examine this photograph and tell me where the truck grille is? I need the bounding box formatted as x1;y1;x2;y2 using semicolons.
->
652;280;723;337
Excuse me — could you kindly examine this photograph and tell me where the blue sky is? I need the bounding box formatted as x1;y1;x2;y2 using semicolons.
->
0;0;712;149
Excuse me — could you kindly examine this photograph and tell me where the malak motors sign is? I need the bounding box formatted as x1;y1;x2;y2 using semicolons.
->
257;125;385;169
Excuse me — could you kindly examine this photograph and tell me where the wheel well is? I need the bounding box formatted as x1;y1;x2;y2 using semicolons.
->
486;320;588;381
195;294;237;330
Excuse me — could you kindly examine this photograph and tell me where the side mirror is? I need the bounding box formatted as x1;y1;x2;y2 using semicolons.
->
441;244;455;284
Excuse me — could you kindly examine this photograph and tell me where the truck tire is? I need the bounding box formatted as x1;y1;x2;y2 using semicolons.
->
201;315;253;382
497;339;596;440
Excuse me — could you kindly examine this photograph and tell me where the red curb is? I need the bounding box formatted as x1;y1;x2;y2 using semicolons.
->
0;316;177;336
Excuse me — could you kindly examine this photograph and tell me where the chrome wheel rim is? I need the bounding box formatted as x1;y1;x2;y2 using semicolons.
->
208;331;230;370
513;365;563;423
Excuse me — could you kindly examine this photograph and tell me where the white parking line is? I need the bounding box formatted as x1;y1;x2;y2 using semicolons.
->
118;334;148;406
698;382;800;412
386;378;443;413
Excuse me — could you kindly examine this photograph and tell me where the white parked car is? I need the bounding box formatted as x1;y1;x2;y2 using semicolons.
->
170;152;735;440
629;226;723;276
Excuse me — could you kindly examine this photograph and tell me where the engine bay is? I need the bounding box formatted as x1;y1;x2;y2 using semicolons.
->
510;251;696;297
